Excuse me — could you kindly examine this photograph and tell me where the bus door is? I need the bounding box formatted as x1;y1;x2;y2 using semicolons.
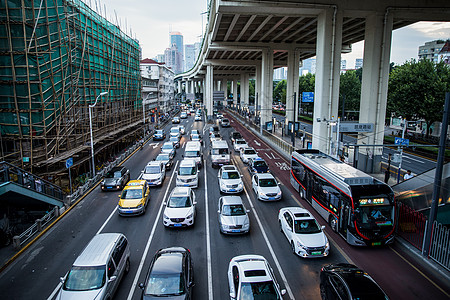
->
339;202;350;236
305;172;313;204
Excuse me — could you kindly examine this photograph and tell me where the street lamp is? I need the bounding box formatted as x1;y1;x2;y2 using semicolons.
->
89;91;108;177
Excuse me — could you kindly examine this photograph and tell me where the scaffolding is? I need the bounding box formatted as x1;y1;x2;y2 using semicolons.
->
0;0;142;179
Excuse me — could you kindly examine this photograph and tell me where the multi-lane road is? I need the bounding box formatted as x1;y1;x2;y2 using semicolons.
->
0;112;448;299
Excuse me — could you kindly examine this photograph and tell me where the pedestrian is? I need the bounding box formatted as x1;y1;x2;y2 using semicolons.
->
403;170;414;181
384;170;390;184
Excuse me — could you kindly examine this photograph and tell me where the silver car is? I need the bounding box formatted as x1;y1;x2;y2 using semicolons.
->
218;165;244;194
218;196;250;234
252;173;282;201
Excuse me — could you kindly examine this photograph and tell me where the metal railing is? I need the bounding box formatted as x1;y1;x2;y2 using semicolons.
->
396;202;427;251
429;221;450;271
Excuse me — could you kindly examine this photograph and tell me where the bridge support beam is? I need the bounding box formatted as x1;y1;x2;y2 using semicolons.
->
232;79;238;107
358;13;393;173
255;62;261;115
260;48;274;128
206;65;214;121
312;8;342;154
286;48;301;127
178;81;182;94
240;73;250;109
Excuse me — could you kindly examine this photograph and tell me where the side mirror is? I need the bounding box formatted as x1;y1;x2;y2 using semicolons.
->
193;201;198;205
108;275;117;283
197;170;200;173
163;202;167;206
246;210;250;213
230;292;236;299
139;283;145;290
321;225;326;230
118;195;121;198
241;174;243;177
281;289;287;296
60;277;65;283
217;210;220;214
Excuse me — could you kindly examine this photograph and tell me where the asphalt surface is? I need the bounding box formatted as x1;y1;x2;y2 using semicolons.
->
0;112;448;300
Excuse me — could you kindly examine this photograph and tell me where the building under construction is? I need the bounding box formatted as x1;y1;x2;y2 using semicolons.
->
0;0;143;188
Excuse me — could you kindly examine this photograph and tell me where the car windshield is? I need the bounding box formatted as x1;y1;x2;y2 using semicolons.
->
233;133;242;139
170;128;179;133
222;204;245;216
156;154;169;161
179;166;196;176
192;130;199;135
222;171;240;179
294;219;322;234
185;151;199;157
254;161;267;168
162;144;173;150
236;140;246;145
155;130;163;135
212;148;228;155
240;281;279;300
170;137;178;143
191;134;200;140
244;149;257;155
105;171;122;179
145;273;185;296
145;166;161;174
168;196;192;208
121;189;142;199
63;266;105;291
259;178;277;187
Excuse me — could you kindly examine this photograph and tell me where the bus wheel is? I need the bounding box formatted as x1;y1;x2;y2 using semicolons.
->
329;216;338;232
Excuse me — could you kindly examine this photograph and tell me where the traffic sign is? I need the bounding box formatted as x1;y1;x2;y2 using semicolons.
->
394;137;410;146
65;157;73;169
332;123;374;133
302;92;314;103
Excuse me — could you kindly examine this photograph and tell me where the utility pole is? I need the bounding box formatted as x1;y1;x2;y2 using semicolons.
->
423;92;450;256
396;118;407;183
291;92;297;148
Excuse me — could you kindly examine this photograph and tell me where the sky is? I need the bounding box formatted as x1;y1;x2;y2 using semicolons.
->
95;0;450;68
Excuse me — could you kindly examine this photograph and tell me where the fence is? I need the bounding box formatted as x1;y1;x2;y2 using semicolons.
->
396;202;427;250
429;221;450;271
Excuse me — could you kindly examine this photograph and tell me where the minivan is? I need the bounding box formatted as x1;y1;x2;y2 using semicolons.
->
184;141;203;168
57;233;130;300
211;140;230;168
176;159;199;188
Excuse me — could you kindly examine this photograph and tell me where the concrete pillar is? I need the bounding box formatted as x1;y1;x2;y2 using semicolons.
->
312;8;343;154
233;79;238;107
206;65;214;121
358;13;393;173
286;48;301;124
260;48;274;127
255;62;262;111
190;80;195;94
178;80;182;94
240;73;250;108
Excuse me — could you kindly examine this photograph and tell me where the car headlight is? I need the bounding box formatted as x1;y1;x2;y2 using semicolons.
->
136;204;143;209
186;213;193;219
220;182;226;188
222;224;230;229
277;190;282;196
259;191;265;197
238;182;243;187
325;239;330;249
297;241;307;251
163;214;169;220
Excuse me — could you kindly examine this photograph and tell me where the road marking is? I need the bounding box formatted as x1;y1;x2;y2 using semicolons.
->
204;159;213;300
254;140;261;146
275;162;290;171
126;160;179;300
152;143;160;149
242;185;295;300
403;154;425;164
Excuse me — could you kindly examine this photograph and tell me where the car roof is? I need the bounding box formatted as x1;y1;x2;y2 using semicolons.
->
110;166;125;172
151;251;184;275
212;140;228;147
171;186;191;196
180;159;196;167
255;173;275;179
163;141;173;146
235;139;246;143
243;147;255;151
185;141;201;149
125;180;146;189
221;196;244;205
73;233;123;267
221;165;238;172
147;161;162;167
281;207;313;219
251;157;264;162
232;255;272;283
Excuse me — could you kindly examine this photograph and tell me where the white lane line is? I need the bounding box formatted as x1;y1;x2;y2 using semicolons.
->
126;160;180;300
403;154;426;164
242;185;295;300
47;282;62;300
204;160;213;300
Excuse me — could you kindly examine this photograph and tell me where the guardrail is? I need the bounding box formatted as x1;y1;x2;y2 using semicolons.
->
429;221;450;271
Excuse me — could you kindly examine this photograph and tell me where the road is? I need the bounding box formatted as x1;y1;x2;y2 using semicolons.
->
272;114;437;175
0;112;447;299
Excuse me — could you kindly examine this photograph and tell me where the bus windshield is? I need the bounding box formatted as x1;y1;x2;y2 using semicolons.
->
357;205;393;227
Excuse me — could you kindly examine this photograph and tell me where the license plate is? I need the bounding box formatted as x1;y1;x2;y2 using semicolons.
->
229;189;236;192
231;229;240;233
184;184;190;186
372;242;381;246
125;210;134;213
311;251;322;256
107;187;112;189
269;197;275;200
174;224;182;227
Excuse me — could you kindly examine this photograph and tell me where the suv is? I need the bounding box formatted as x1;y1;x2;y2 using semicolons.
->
218;165;243;194
161;141;176;158
58;233;130;300
139;247;193;299
320;263;389;300
163;187;197;227
248;157;269;174
176;159;199;188
141;161;165;186
101;166;130;191
209;125;220;136
228;255;286;300
240;147;259;164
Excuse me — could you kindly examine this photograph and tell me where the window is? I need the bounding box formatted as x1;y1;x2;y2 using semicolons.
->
112;237;128;266
284;212;293;228
107;259;116;278
63;266;106;291
232;266;239;292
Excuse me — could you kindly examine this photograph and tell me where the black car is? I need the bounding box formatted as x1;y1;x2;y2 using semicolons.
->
320;263;389;300
101;166;130;191
209;125;219;136
248;157;269;174
140;247;194;299
221;118;230;127
155;153;174;170
230;131;242;143
153;130;166;141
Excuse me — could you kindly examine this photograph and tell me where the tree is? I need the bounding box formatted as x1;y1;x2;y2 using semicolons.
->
339;70;361;120
387;59;450;136
298;73;315;115
273;80;287;103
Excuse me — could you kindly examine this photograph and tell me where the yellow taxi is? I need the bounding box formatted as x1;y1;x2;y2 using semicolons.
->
118;180;150;216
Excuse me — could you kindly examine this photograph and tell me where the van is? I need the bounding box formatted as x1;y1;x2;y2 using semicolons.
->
57;233;130;300
211;140;230;168
176;159;199;188
184;141;203;168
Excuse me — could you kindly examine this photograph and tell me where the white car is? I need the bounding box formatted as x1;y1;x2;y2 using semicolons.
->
218;165;243;194
228;255;286;300
190;129;200;139
218;196;250;234
210;133;222;142
163;187;197;227
169;127;181;139
194;114;202;121
240;147;258;164
252;173;282;201
233;139;248;152
140;161;165;186
278;207;330;258
180;112;188;119
176;159;199;188
161;141;176;157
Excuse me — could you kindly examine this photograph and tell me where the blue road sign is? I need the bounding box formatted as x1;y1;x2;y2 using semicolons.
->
66;157;73;169
302;92;314;103
394;137;410;146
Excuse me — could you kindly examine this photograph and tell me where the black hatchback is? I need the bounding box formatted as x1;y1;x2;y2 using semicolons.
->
140;247;194;299
101;166;130;191
320;263;389;300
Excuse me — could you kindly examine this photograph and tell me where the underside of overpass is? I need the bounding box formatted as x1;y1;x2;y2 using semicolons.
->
176;0;450;173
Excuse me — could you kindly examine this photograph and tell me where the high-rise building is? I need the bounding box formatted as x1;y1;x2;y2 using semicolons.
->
418;39;448;62
170;31;184;71
355;58;363;69
164;44;183;74
184;44;196;71
154;54;165;63
274;67;287;80
340;60;347;70
300;58;316;74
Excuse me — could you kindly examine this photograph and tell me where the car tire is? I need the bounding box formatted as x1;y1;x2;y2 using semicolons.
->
124;258;130;274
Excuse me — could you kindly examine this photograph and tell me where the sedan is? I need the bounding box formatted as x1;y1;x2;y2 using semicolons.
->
178;125;186;135
153;129;166;141
233;139;248;152
218;165;243;194
161;142;176;157
240;147;258;164
169;136;180;148
252;173;282;201
194;114;202;121
190;134;203;145
248;157;269;174
172;117;180;124
278;207;329;258
210;133;222;143
221;118;230;127
155;153;173;170
190;129;200;139
218;196;250;234
139;247;194;299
